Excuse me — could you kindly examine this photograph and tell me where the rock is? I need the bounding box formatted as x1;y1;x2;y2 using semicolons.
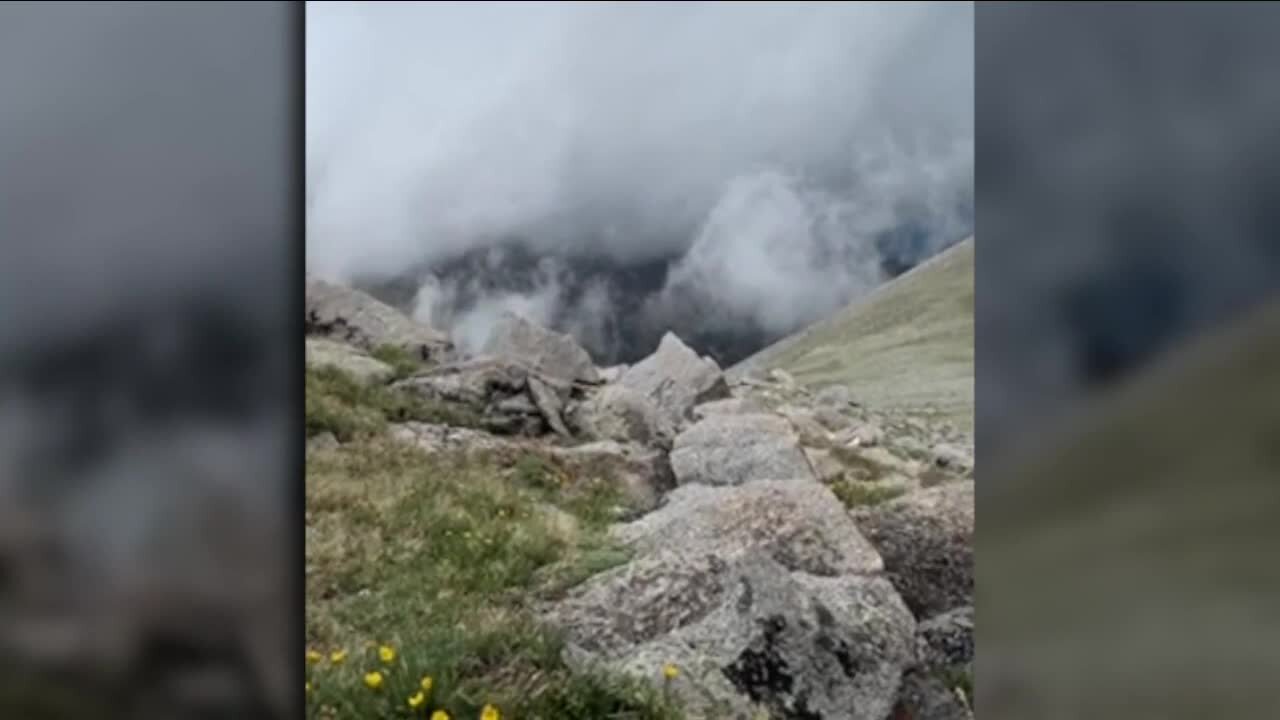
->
768;368;796;386
305;275;451;361
618;332;731;427
388;422;513;455
814;384;855;408
895;669;974;720
570;384;673;448
597;364;628;384
546;441;674;514
547;549;915;720
669;413;815;487
615;480;883;577
814;405;852;432
836;422;885;448
804;447;846;483
931;443;974;475
305;338;394;384
851;482;974;618
306;432;339;452
527;375;571;438
778;407;832;447
916;606;974;670
481;311;600;384
691;397;766;421
394;356;571;437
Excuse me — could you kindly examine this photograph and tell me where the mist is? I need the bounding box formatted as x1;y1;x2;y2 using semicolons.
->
306;1;974;365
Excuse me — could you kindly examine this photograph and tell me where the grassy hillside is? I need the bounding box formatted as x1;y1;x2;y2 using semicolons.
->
732;237;974;433
980;296;1280;719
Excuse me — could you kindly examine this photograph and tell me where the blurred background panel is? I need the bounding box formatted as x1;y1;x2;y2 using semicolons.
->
0;3;298;719
978;2;1280;717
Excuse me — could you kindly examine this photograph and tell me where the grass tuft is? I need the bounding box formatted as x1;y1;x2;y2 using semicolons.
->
306;365;482;442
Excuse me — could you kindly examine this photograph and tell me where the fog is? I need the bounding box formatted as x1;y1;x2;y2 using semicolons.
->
307;1;974;365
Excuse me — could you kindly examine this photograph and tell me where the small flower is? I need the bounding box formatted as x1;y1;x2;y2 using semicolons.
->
480;704;500;720
663;663;679;681
364;671;384;691
306;649;323;665
408;691;426;710
420;675;434;693
329;649;348;665
305;681;312;694
431;712;450;720
378;644;397;664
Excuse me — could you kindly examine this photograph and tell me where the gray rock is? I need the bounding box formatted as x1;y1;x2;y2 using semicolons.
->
851;481;974;618
768;368;797;386
388;422;513;455
814;384;855;408
690;397;766;421
895;669;974;720
570;384;673;448
597;364;629;384
481;311;600;384
618;332;731;427
778;407;833;447
306;431;339;452
669;413;815;487
835;422;885;448
814;405;852;432
804;447;846;483
547;549;915;720
615;480;883;577
305;275;451;361
305;338;395;384
528;374;571;438
930;442;973;475
546;441;674;514
916;605;974;670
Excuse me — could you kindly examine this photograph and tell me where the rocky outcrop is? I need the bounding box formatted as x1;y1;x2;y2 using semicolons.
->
669;413;815;487
851;481;975;618
615;480;883;576
481;311;601;384
548;549;915;720
545;441;674;514
393;357;574;438
618;332;731;428
306;275;452;361
305;337;394;384
568;384;673;448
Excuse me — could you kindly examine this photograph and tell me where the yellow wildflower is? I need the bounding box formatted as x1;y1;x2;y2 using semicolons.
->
420;675;434;693
379;644;397;664
663;663;679;680
306;649;323;665
408;691;426;710
480;704;500;720
431;712;450;720
364;671;384;691
330;649;348;665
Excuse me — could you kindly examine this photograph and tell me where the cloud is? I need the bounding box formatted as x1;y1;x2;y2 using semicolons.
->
306;1;974;363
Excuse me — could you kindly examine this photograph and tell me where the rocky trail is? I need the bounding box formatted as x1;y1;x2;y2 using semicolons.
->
306;276;975;720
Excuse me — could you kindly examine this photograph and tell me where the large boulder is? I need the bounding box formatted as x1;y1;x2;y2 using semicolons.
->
393;357;572;437
305;275;451;361
305;337;394;384
618;332;731;427
481;312;600;384
615;480;883;577
851;481;974;618
547;549;915;720
569;384;673;448
669;413;815;487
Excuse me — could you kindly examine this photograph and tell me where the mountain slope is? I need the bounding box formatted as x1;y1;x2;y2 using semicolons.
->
981;295;1280;718
731;236;974;432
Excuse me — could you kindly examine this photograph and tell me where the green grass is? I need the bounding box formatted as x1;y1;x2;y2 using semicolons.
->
733;237;973;433
828;477;906;508
306;439;682;720
306;365;483;442
370;344;430;381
